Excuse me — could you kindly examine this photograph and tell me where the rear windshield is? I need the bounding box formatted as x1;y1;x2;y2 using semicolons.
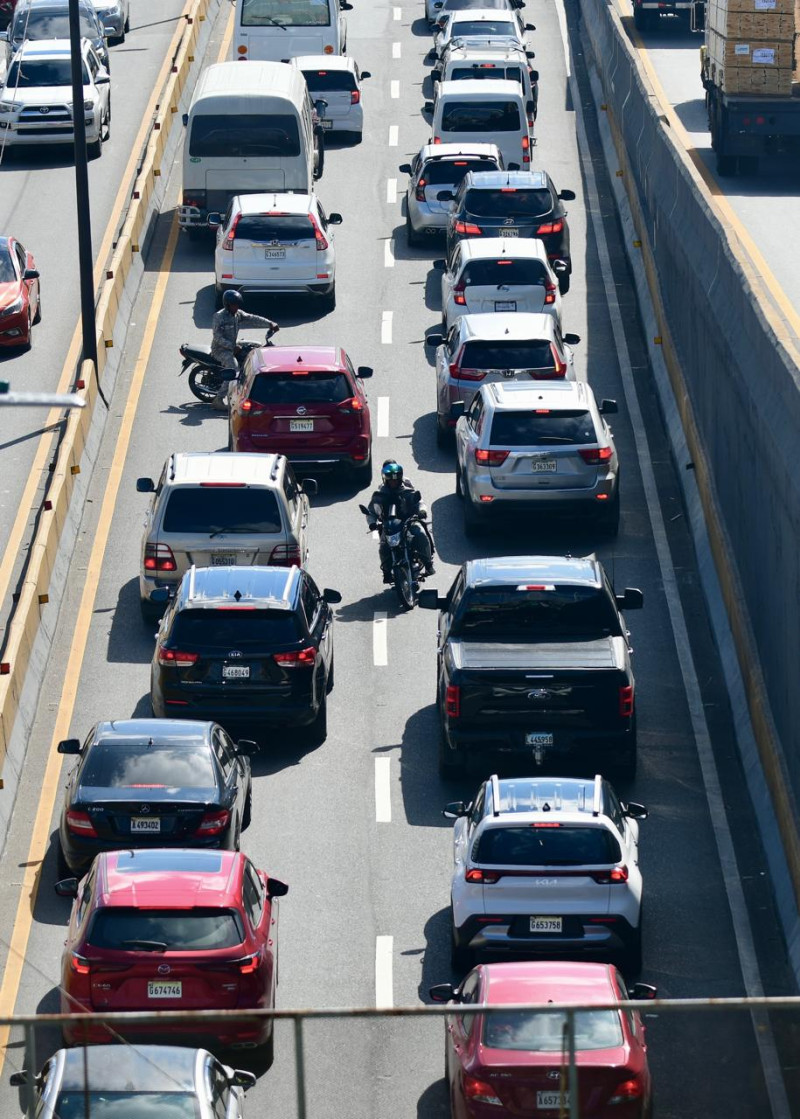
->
170;609;301;649
463;188;553;218
242;0;331;26
14;12;98;39
461;260;547;286
6;59;90;87
444;0;512;9
490;410;596;446
421;157;498;185
87;909;244;951
55;1094;200;1119
449;19;516;36
450;65;523;85
454;586;623;638
483;1010;623;1052
301;69;356;92
79;744;217;790
249;372;350;405
189;114;301;158
162;488;282;534
475;825;621;866
441;101;521;133
461;340;553;370
235;215;313;241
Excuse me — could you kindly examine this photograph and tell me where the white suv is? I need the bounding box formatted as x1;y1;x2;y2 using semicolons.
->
0;39;110;156
445;774;647;973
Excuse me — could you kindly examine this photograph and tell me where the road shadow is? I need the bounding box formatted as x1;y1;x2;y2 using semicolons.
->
671;97;708;135
412;16;433;36
417;1078;450;1119
334;589;411;622
421;906;459;993
398;703;473;827
106;578;158;664
190;286;335;331
424;267;443;315
411;411;453;476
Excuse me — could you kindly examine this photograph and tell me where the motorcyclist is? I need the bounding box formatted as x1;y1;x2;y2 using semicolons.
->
209;289;278;410
366;460;435;583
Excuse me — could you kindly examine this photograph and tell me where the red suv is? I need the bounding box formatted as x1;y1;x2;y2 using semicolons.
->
228;345;373;486
56;849;288;1059
0;1;18;30
431;960;656;1117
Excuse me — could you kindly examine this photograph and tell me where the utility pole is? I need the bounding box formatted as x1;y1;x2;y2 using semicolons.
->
68;0;98;371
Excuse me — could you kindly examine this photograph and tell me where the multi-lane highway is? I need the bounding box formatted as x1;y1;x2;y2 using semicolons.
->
0;1;798;1117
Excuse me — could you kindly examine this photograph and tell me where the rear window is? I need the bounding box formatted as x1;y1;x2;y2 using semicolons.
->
489;410;596;446
483;1010;623;1052
15;12;98;40
242;0;331;26
449;19;516;36
454;586;623;638
170;609;301;649
235;215;313;241
249;371;351;405
450;65;523;85
461;259;547;286
79;744;217;790
475;825;621;866
189;114;301;158
87;908;244;951
461;340;554;370
55;1094;200;1119
301;69;356;92
421;157;498;185
463;188;553;218
444;0;512;9
440;101;521;133
162;488;282;534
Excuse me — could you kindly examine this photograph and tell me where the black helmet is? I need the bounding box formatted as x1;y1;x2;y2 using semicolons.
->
222;289;244;311
382;460;403;489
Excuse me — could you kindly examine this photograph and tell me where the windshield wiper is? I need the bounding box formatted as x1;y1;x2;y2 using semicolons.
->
208;526;259;537
258;15;287;29
120;939;168;952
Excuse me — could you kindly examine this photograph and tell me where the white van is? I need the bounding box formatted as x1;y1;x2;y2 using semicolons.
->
179;62;321;234
434;43;539;121
427;78;531;170
233;0;351;62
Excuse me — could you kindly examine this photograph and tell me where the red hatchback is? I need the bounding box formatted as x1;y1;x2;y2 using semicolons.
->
56;849;288;1058
431;961;656;1118
229;345;373;485
0;236;40;349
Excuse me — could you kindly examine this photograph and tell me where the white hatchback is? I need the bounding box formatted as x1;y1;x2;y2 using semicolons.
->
209;192;342;311
432;8;532;58
292;55;371;138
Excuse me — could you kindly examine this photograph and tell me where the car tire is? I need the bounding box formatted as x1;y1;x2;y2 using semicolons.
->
558;271;570;296
351;455;373;489
620;924;643;978
463;496;484;537
259;1026;275;1070
321;285;336;311
124;10;130;31
140;599;162;628
436;416;452;449
406;212;423;248
306;692;327;744
88;132;102;160
32;288;41;325
56;842;71;879
455;467;464;498
438;717;465;777
22;311;32;352
450;925;473;973
616;714;638;781
242;787;252;830
599;490;620;537
214;285;225;310
326;653;335;694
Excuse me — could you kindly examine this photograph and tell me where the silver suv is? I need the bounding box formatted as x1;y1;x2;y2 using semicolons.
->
399;143;502;245
445;773;647;973
136;453;316;623
454;380;620;535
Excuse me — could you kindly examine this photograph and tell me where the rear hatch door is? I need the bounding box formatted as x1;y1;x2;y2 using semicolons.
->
160;484;285;569
465;184;554;239
243;369;360;452
487;408;600;491
302;69;356;126
479;1040;630;1115
233;212;317;285
461;258;549;315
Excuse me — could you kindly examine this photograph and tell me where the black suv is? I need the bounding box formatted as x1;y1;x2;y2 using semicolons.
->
150;566;341;739
443;170;575;289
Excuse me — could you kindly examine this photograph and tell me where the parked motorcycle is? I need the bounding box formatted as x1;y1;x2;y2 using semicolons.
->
178;328;277;403
360;500;432;610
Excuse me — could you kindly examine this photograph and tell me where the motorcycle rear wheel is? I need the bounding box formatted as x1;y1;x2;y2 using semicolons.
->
394;563;417;610
188;365;223;403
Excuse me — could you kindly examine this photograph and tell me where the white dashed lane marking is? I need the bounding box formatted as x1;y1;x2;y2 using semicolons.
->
384;239;395;268
393;41;402;58
393;6;401;20
373;611;388;666
381;311;393;344
375;758;392;823
388;124;399;146
391;80;400;98
386;178;397;204
377;396;390;437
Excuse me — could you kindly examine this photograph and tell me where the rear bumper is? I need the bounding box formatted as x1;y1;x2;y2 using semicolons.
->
232;433;371;466
462;475;618;512
453;912;640;960
62;1014;272;1049
407;199;450;234
152;686;320;728
442;718;635;763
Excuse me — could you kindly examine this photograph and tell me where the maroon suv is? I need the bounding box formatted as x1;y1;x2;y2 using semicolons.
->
229;345;374;485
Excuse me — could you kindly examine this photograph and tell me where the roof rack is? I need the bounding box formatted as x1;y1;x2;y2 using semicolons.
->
490;773;501;817
592;774;603;817
187;564;197;601
269;456;281;482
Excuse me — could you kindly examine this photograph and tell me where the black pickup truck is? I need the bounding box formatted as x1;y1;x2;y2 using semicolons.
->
420;555;643;779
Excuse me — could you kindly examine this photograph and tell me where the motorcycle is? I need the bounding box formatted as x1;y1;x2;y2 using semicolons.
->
360;498;433;610
178;327;277;403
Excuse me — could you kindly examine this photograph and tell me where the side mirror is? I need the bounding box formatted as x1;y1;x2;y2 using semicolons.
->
526;101;535;116
328;213;343;225
220;369;239;383
599;398;618;415
150;587;171;605
436;190;454;202
136;477;155;493
623;801;648;820
360;70;371;80
418;589;447;610
431;71;440;84
526;50;536;60
23;269;40;281
358;504;370;516
530;68;539;81
314;98;329;114
57;738;82;755
525;22;536;30
449;401;465;421
507;162;520;170
426;332;444;348
207;212;222;229
9;1071;28;1087
95;69;110;84
432;258;447;271
267;878;289;899
340;0;353;9
631;983;658;1000
54;878;79;899
0;32;8;43
423;101;434;115
552;259;569;276
564;333;581;345
323;588;342;604
182;112;189;126
398;162;412;174
231;1070;257;1089
429;982;457;1003
617;588;644;611
443;800;469;819
357;365;373;378
300;478;318;497
235;739;259;756
559;189;576;201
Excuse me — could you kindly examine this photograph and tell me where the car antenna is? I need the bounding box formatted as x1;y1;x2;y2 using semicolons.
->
148;738;154;748
234;590;243;602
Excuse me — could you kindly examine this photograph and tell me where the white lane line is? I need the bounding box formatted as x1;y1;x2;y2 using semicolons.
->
393;5;401;20
554;5;791;1118
375;935;394;1007
391;79;400;99
388;124;399;146
386;177;398;204
381;310;393;344
377;395;390;437
393;41;402;58
373;611;388;666
375;758;392;823
384;238;395;268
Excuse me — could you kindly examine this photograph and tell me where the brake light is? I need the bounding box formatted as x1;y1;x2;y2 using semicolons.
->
465;867;500;884
309;213;328;251
157;647;199;668
454;220;481;235
273;646;317;667
457;368;486;381
619;684;634;717
445;684;460;718
415;176;427;202
199;482;246;488
433;136;441;144
269;543;301;566
453;281;467;306
239;952;261;975
351;89;361;104
70;953;91;976
521;134;530;164
475;448;509;466
609;1077;644;1104
591;865;629;884
544;278;558;305
537;219;564;235
66;810;97;837
195;808;230;836
579;445;613;464
144;543;177;572
182;190;206;209
463;1075;502;1105
222;213;240;251
337;396;364;413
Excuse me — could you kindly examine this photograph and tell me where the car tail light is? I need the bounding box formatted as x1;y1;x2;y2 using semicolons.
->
591;865;629;884
453;281;467;306
309;214;328;251
195;808;230;836
415;176;427;202
351;89;361;104
544;278;558;305
445;684;460;718
579;445;613;464
463;1075;502;1106
475;448;509;466
240;398;266;413
157;647;199;668
182;190;206;210
457;368;486;381
465;868;500;884
144;543;177;572
70;952;91;976
222;213;240;251
608;1077;644;1104
454;220;481;235
239;952;261;975
66;809;97;837
273;645;317;668
269;543;301;566
337;396;364;414
619;684;634;717
433;136;441;144
537;219;564;235
521;135;530;164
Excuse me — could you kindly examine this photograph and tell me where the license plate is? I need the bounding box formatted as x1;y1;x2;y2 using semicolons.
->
223;665;250;679
321;119;333;129
264;248;285;259
500;227;519;236
531;458;557;472
130;817;161;833
530;916;563;933
526;732;554;746
290;419;314;432
148;981;182;999
495;300;516;312
211;553;235;566
537;1091;569;1109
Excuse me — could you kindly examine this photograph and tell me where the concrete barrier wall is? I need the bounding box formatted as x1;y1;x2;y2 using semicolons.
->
578;0;800;905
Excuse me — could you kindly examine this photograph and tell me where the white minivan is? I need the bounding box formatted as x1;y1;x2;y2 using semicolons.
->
426;79;531;170
233;0;351;62
179;62;321;235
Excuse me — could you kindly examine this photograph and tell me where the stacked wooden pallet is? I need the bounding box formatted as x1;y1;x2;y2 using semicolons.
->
706;0;797;95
